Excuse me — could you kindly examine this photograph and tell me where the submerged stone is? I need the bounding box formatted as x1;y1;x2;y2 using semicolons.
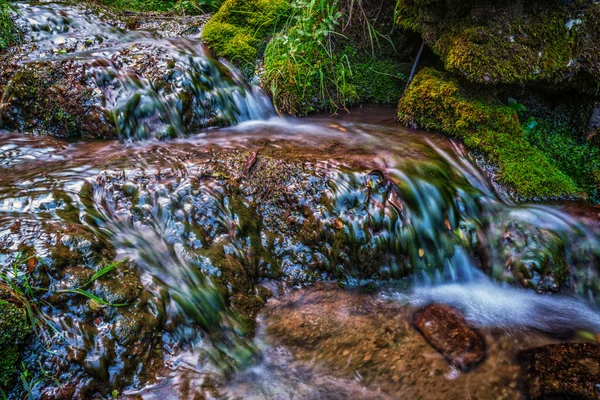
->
412;304;485;371
519;343;600;399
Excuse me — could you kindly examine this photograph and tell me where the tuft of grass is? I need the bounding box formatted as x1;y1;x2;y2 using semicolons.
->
262;0;407;115
0;255;129;337
397;68;579;199
0;0;19;51
93;0;222;14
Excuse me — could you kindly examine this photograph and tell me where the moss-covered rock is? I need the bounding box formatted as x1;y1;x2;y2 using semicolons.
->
264;39;408;115
262;0;409;115
397;68;579;199
515;92;600;202
396;0;600;89
202;0;291;72
0;300;29;387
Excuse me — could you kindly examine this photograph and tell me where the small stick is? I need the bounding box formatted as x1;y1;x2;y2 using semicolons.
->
406;39;425;89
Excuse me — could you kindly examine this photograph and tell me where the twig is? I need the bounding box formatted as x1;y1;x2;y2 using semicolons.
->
406;39;425;89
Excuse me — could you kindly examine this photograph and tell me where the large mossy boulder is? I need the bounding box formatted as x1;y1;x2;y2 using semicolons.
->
396;0;600;90
397;68;579;199
0;300;29;387
201;0;291;73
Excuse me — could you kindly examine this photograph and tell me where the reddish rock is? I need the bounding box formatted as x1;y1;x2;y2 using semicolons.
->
412;304;485;370
519;343;600;400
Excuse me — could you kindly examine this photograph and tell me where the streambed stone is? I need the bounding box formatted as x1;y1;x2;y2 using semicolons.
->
412;304;486;371
519;343;600;400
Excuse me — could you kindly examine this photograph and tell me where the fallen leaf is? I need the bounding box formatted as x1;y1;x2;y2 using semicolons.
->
243;151;258;175
444;219;452;231
27;258;36;273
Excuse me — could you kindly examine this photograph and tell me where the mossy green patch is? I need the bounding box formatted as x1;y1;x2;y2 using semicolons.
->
261;0;408;115
0;300;29;387
202;0;291;72
435;12;573;84
397;68;579;199
526;119;600;202
264;41;408;115
396;0;600;88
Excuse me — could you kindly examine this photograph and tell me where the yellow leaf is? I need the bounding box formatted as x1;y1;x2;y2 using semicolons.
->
419;248;425;258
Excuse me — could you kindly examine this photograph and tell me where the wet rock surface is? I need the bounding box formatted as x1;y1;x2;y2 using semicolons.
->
412;303;485;371
519;343;600;400
0;3;273;139
262;283;558;400
0;108;599;397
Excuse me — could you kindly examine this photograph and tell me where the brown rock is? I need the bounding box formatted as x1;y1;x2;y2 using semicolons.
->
412;304;485;371
519;343;600;400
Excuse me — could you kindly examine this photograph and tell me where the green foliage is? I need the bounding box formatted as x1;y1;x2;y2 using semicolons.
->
263;0;407;115
506;92;600;202
95;0;222;13
526;119;600;202
0;0;19;50
397;68;579;199
202;0;291;71
0;300;29;387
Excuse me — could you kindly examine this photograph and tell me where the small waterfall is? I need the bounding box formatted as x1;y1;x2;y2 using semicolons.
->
0;3;275;140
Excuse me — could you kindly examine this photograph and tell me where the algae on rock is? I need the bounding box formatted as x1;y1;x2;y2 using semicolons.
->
0;300;29;387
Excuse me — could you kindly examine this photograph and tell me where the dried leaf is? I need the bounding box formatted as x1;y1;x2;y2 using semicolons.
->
243;151;258;175
419;248;425;258
333;219;344;230
27;258;36;273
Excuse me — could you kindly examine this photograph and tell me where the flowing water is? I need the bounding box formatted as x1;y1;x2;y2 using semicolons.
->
1;3;600;399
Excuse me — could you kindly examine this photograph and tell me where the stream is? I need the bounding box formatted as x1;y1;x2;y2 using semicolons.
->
1;3;600;399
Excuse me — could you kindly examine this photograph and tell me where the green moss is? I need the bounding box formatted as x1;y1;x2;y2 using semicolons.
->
0;300;29;387
396;0;600;88
435;13;573;84
526;119;600;202
264;41;408;115
202;0;291;71
397;68;579;199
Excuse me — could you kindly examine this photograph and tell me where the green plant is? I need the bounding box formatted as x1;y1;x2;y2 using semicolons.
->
263;0;407;114
202;0;291;72
0;301;29;387
0;0;19;50
93;0;222;14
397;68;579;199
0;255;129;337
526;119;600;202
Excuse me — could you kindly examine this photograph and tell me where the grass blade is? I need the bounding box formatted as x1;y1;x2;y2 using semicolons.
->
83;259;127;288
60;288;129;307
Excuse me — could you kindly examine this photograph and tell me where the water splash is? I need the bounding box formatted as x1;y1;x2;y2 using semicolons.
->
1;3;275;140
